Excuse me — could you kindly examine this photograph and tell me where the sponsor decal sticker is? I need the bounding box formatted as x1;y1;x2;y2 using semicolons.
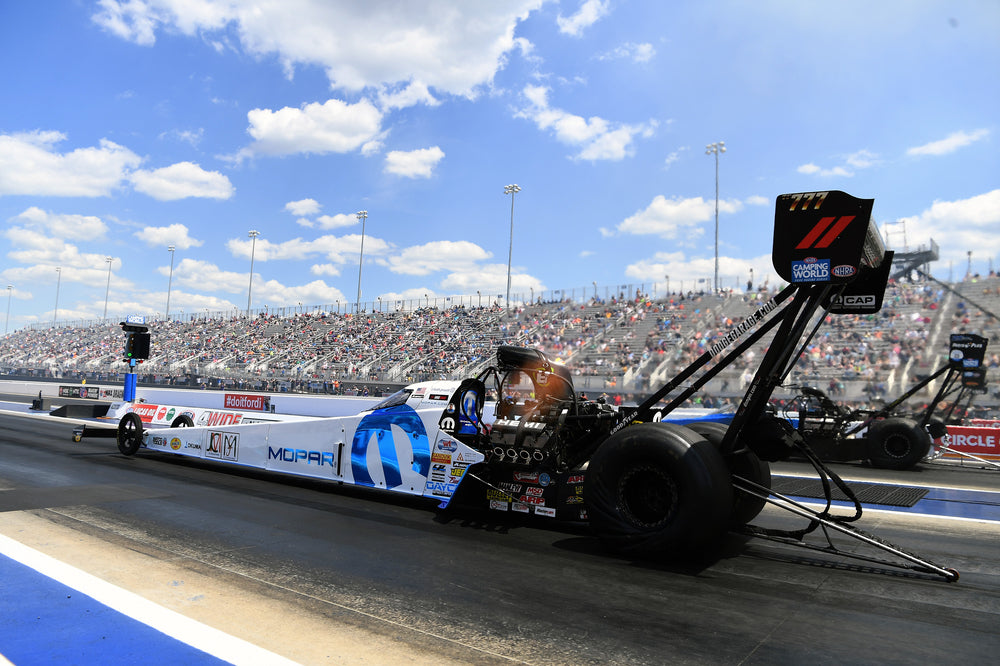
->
436;439;457;452
790;257;830;283
534;506;556;517
169;437;182;451
431;452;452;464
831;264;857;277
206;431;239;461
224;393;271;411
489;500;509;511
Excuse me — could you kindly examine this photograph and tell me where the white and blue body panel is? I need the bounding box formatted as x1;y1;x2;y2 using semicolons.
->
131;380;485;506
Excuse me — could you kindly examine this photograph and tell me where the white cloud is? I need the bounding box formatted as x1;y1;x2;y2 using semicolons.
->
439;262;544;298
557;0;610;36
797;163;852;177
225;232;392;265
134;223;204;250
11;207;108;241
384;146;445;178
129;162;234;200
906;129;990;157
624;251;774;291
387;240;492;276
516;85;656;161
244;98;385;157
616;195;743;238
92;0;545;98
285;198;321;216
310;263;340;277
595;42;655;63
378;81;440;111
895;190;1000;268
0;131;141;197
845;149;879;169
314;214;359;230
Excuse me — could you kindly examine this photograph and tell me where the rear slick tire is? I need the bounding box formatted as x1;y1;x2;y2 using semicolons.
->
584;423;733;557
866;417;930;470
686;420;771;526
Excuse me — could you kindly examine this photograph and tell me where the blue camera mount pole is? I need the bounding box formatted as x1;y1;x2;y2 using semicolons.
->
124;358;138;402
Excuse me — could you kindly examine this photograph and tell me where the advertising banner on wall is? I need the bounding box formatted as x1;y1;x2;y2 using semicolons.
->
941;423;1000;459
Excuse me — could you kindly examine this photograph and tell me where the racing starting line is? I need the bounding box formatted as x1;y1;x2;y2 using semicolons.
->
0;534;299;666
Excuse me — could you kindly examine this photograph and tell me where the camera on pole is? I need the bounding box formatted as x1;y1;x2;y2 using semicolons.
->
120;316;150;362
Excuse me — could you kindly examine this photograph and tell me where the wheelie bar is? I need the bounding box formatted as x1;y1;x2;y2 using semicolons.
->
934;445;1000;470
732;475;960;582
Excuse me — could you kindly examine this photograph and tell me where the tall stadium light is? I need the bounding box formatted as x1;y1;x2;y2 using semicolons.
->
166;245;176;318
665;274;670;297
54;267;61;323
5;285;11;335
103;256;113;319
504;184;521;311
247;230;260;315
355;210;368;314
706;141;725;293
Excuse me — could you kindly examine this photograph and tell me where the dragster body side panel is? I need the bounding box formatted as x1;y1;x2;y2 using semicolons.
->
138;395;485;501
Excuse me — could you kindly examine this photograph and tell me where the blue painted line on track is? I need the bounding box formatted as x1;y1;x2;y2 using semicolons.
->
776;478;1000;522
0;554;227;666
0;535;300;666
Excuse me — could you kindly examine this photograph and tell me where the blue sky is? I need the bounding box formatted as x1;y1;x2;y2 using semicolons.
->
1;0;997;328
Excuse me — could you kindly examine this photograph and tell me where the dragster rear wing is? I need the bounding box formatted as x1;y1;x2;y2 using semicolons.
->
615;190;889;437
772;190;884;284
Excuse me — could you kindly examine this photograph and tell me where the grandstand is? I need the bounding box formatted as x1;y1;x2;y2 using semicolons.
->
0;273;997;416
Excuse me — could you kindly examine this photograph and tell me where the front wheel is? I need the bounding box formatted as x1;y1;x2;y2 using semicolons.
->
584;423;733;557
116;412;143;456
170;414;195;428
866;417;930;470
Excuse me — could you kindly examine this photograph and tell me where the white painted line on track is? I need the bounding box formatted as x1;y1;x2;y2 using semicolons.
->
0;533;301;666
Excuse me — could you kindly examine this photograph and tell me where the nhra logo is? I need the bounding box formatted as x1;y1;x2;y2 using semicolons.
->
831;264;857;277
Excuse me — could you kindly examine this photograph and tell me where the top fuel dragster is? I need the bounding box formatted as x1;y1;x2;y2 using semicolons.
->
780;333;989;470
114;191;959;581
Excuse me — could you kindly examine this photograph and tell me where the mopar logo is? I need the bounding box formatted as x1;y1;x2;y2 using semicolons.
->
268;446;335;466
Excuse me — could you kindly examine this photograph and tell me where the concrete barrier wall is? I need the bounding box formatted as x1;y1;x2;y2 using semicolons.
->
0;380;382;418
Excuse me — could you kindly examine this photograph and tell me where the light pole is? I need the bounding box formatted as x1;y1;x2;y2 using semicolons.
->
355;210;367;314
54;267;61;323
5;285;11;335
103;256;113;319
166;245;176;318
247;230;260;315
504;184;520;312
706;141;725;294
665;274;670;297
